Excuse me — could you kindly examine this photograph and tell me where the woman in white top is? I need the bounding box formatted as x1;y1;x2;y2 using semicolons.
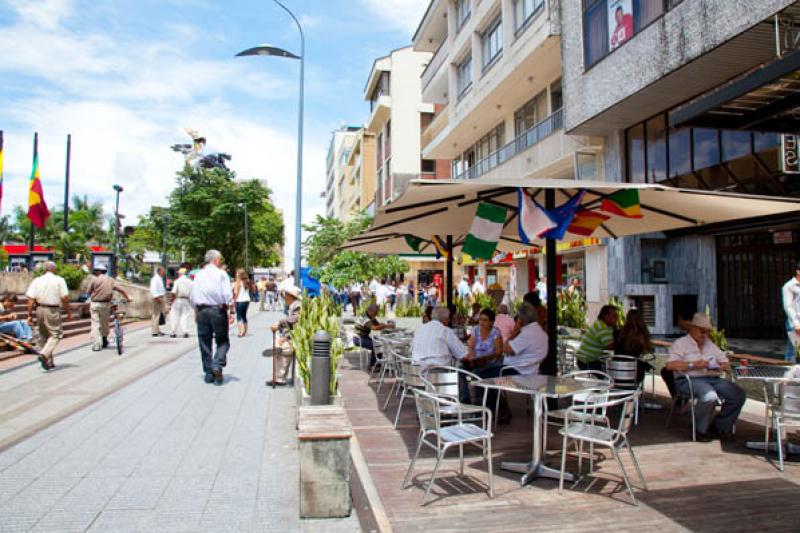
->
233;269;252;337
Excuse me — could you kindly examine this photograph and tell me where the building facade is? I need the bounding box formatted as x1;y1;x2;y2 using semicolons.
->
325;125;360;219
413;0;607;313
560;0;800;336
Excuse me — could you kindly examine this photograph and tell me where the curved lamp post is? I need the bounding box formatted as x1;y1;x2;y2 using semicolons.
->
236;0;304;288
112;184;123;278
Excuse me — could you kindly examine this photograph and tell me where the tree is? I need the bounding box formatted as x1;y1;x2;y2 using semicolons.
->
302;213;371;268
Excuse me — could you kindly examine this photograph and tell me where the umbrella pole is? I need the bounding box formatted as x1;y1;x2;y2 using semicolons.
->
544;190;558;376
446;235;453;312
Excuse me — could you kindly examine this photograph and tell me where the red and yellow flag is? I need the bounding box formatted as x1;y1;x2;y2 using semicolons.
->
27;139;50;229
600;189;643;219
567;210;609;237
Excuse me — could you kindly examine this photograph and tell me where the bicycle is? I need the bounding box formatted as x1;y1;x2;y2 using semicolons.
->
111;299;128;355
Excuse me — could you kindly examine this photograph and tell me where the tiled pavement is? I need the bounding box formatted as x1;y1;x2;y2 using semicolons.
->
0;311;361;533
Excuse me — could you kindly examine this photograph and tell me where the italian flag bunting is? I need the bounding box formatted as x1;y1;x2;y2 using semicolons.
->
462;202;507;260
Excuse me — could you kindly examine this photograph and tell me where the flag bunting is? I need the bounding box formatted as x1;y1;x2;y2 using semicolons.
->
404;234;423;252
431;235;449;259
462;202;508;260
543;190;586;240
567;210;610;237
601;189;643;218
517;188;556;244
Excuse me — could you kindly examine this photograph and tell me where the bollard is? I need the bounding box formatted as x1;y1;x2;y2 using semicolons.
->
311;330;331;405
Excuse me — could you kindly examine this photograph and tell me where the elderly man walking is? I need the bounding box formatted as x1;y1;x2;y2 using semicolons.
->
25;261;72;370
169;267;194;338
150;266;168;337
190;250;234;385
85;264;131;351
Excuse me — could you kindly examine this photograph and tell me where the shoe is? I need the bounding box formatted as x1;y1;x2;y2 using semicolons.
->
184;334;189;338
696;432;713;442
102;337;109;348
170;334;177;338
92;346;102;352
213;370;223;385
204;373;214;384
45;356;55;370
265;380;287;387
37;355;49;370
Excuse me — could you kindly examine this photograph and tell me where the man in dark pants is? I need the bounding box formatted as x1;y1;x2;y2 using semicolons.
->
189;250;234;385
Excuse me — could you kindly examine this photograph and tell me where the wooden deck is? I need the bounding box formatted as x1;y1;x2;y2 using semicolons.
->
340;355;800;533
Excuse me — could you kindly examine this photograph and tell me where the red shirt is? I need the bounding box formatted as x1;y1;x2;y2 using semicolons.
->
610;14;634;49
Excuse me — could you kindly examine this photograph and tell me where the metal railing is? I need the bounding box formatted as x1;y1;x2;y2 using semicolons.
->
454;108;564;180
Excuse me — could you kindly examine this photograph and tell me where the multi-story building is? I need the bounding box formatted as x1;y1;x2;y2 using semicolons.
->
325;125;360;219
413;0;605;310
560;0;800;337
364;46;451;208
342;128;378;218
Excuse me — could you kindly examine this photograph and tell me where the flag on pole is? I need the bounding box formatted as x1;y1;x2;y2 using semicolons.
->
0;131;4;213
404;234;423;252
431;235;449;259
27;137;50;229
462;202;508;260
543;190;586;240
517;188;556;244
601;189;643;218
567;210;609;236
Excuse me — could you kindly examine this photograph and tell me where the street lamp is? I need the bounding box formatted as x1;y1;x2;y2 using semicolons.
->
236;0;304;288
112;184;123;278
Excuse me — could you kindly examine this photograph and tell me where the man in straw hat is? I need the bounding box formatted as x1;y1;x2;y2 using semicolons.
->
190;250;234;385
268;284;302;386
85;263;131;351
666;312;745;442
169;267;194;338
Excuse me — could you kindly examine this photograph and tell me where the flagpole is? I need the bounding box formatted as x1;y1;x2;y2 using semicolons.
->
29;133;38;271
446;235;453;312
0;130;4;216
543;189;557;376
63;134;71;233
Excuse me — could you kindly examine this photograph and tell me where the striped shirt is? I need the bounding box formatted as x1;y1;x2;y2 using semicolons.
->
577;320;614;363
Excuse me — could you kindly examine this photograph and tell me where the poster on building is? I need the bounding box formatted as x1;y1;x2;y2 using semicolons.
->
608;0;634;51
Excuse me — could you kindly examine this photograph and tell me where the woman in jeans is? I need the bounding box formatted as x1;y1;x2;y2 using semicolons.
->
233;269;252;337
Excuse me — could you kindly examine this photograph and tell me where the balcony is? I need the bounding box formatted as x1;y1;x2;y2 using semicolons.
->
366;94;391;133
421;40;448;92
421;105;449;150
454;108;564;180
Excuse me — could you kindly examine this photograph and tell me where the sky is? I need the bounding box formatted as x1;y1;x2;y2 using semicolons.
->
0;0;428;268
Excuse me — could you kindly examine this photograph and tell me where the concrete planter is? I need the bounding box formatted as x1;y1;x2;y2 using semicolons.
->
294;378;343;408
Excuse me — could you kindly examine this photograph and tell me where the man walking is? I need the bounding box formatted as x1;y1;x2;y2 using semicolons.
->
783;261;800;362
25;261;72;370
190;250;234;385
169;267;194;338
85;264;131;351
150;266;168;337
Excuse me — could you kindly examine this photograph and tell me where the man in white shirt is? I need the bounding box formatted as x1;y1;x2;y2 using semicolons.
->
190;250;234;385
536;276;547;305
169;268;194;338
501;303;548;375
411;306;468;367
375;280;390;307
368;277;379;296
457;277;471;301
26;261;72;370
666;313;745;441
782;262;800;362
150;266;167;337
471;276;486;297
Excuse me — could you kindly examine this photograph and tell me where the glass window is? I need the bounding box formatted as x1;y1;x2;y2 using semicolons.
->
668;127;691;178
482;16;503;69
456;0;471;30
421;159;436;173
457;54;472;97
514;0;544;33
646;114;666;182
514;90;547;136
634;0;664;31
550;79;563;112
721;130;751;162
583;0;608;67
627;123;645;182
693;128;719;170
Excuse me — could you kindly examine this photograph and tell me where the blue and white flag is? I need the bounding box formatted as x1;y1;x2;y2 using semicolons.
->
517;188;556;244
543;190;586;240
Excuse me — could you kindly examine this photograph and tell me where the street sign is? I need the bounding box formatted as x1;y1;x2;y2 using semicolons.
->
781;134;800;174
143;251;161;263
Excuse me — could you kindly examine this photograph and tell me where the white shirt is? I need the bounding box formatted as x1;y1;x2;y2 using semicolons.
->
349;283;362;293
150;274;166;298
190;264;233;307
536;281;547;302
369;279;379;293
26;272;69;306
505;322;548;375
235;281;251;303
783;277;800;329
375;284;390;305
411;320;468;367
471;281;486;295
457;280;471;297
171;275;194;299
668;334;729;378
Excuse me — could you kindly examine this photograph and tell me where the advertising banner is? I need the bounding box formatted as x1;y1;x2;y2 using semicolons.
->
608;0;634;50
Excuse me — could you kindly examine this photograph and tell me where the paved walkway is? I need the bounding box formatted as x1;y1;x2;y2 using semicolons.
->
0;311;361;533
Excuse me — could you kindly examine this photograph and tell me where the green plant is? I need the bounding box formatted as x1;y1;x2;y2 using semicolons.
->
394;301;424;317
704;305;728;351
34;263;87;290
474;292;496;312
454;296;471;319
557;290;587;330
290;292;344;395
608;296;626;328
510;296;523;317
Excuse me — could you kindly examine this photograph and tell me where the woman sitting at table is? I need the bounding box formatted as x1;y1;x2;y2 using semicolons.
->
465;308;503;373
614;308;655;384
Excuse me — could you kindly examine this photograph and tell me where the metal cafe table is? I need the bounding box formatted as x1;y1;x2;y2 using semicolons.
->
733;364;800;454
473;374;605;486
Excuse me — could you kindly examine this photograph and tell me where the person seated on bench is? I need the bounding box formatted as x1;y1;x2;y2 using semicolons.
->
0;294;34;341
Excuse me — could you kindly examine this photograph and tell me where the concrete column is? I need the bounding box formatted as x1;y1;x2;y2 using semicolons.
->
501;0;515;50
471;30;482;87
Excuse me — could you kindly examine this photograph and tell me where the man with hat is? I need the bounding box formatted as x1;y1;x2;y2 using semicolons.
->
269;284;302;386
85;263;131;351
169;267;194;338
666;312;745;441
25;261;73;370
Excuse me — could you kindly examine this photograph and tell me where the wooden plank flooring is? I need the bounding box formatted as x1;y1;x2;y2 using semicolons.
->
340;354;800;532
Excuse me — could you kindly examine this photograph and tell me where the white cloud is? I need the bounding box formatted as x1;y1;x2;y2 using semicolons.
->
9;0;73;30
360;0;428;38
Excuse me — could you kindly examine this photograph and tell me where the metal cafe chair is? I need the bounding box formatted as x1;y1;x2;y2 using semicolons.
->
388;356;427;429
558;390;647;506
420;365;488;429
774;383;800;472
606;355;643;425
402;389;494;505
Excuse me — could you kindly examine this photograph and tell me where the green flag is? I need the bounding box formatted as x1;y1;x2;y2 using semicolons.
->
404;234;423;252
462;203;507;260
